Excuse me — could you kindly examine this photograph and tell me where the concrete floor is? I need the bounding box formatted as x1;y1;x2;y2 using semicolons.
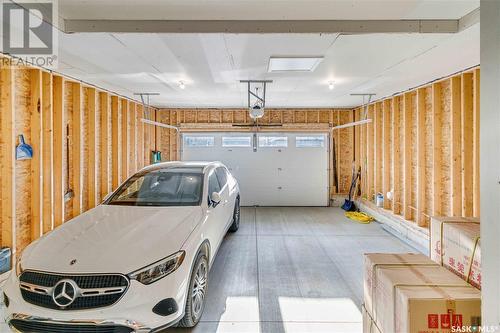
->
0;207;417;333
166;207;417;333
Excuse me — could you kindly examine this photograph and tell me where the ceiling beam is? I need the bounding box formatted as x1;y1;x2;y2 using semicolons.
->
64;9;479;34
458;7;480;32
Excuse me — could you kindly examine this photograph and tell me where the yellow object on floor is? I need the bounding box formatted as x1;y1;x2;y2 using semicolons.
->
345;211;374;224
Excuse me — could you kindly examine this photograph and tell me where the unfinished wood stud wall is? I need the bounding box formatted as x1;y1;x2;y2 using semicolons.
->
357;67;480;229
156;108;356;194
0;58;152;259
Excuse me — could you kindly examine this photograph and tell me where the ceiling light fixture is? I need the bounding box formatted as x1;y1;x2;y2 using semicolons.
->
179;81;185;90
328;82;335;90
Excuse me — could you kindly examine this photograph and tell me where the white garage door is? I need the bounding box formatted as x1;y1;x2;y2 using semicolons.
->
181;132;329;206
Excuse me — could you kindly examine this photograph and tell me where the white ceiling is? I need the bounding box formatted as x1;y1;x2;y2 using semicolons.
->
56;28;479;108
58;0;478;20
48;0;480;108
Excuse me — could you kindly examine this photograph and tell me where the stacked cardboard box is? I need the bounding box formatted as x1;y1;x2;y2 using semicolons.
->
363;253;439;317
430;217;481;288
363;253;481;333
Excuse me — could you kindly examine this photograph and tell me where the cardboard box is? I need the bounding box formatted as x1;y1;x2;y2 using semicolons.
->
372;265;470;333
362;304;382;333
394;285;481;333
430;217;481;288
364;253;439;316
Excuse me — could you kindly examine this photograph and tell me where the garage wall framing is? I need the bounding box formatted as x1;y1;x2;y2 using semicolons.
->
156;108;355;196
355;67;480;232
0;56;151;261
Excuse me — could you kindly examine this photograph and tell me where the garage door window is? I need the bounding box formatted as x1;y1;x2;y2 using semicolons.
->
296;136;325;148
222;136;252;147
184;136;215;147
258;136;288;148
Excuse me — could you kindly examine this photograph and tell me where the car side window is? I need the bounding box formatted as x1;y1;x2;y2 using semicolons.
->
215;167;228;189
207;172;221;205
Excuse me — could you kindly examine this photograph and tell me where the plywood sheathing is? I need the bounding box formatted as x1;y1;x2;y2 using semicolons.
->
80;87;90;212
424;86;434;225
432;83;443;217
374;103;383;200
15;68;32;253
461;72;474;217
52;76;65;228
64;81;73;221
382;100;392;210
366;105;375;201
99;92;110;200
120;99;129;184
30;69;42;241
41;72;53;234
111;96;120;190
450;76;462;216
472;69;480;217
338;110;354;193
391;97;401;215
129;102;137;175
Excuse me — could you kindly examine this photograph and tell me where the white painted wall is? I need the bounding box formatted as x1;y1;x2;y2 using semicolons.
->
480;0;500;327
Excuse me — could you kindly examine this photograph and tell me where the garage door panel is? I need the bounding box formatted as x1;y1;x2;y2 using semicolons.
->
182;132;328;206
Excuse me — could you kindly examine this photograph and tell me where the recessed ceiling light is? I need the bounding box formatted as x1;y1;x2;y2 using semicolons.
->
329;82;335;90
179;81;185;89
268;56;324;72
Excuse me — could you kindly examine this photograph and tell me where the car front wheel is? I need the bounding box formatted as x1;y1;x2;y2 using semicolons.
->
228;197;240;232
178;252;208;328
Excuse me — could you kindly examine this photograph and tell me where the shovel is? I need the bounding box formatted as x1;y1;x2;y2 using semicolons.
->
16;134;33;160
341;164;360;211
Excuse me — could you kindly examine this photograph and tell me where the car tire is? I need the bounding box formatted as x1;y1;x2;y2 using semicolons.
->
228;197;240;233
178;252;209;328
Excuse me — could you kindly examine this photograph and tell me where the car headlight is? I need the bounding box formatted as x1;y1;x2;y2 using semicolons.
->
128;251;185;285
15;252;24;277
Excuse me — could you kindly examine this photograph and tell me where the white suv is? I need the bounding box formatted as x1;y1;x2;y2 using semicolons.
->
3;161;240;332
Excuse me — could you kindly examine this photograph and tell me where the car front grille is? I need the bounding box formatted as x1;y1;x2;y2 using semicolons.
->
19;271;129;310
10;319;134;333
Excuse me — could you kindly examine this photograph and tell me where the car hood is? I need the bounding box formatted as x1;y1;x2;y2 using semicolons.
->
22;205;202;275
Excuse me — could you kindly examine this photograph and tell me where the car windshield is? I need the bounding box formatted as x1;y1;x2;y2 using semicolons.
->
106;168;204;206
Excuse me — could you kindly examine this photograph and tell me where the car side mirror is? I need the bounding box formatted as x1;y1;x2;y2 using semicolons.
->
211;192;221;207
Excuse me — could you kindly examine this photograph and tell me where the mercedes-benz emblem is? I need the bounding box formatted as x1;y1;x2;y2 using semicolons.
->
52;279;78;307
